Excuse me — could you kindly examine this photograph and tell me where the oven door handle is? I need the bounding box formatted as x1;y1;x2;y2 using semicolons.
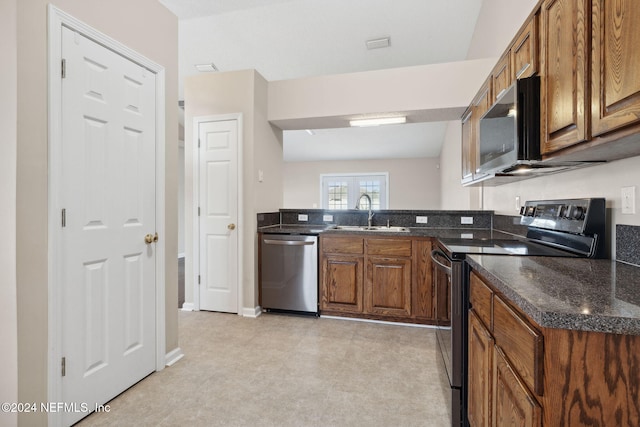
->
430;249;452;275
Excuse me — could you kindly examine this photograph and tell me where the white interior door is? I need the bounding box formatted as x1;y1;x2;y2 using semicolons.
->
60;26;156;426
198;119;239;313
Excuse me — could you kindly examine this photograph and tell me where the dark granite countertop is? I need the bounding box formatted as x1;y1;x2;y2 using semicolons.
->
467;255;640;336
258;224;514;240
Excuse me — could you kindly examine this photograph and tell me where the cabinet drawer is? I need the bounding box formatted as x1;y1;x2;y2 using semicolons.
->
493;296;543;396
366;238;412;257
322;236;364;254
470;272;493;330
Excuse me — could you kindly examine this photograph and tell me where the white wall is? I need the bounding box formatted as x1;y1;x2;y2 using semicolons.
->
0;1;18;426
284;158;441;209
466;0;538;60
268;58;497;129
184;70;283;312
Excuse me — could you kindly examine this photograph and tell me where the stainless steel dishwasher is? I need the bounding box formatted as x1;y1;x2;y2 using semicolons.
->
260;234;319;315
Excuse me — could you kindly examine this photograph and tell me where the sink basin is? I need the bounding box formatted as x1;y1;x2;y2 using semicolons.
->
331;225;410;233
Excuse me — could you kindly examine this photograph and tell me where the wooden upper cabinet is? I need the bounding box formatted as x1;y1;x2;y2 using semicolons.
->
591;0;640;137
512;14;538;79
461;108;474;183
540;0;590;155
492;53;511;102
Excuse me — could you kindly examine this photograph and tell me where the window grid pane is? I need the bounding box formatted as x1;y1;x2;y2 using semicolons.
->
328;181;348;210
359;181;381;210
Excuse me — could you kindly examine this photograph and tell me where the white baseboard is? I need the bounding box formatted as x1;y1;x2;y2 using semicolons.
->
320;315;436;329
165;347;184;367
181;302;195;311
242;306;262;318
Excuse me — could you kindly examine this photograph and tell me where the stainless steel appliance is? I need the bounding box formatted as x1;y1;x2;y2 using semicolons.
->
260;234;319;315
431;198;606;427
477;76;600;178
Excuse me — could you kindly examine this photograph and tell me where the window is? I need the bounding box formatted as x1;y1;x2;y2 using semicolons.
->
321;173;388;210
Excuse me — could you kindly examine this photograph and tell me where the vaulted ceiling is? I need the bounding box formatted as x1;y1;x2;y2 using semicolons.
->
159;0;485;160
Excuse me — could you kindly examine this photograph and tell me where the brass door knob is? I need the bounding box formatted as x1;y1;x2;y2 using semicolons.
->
144;234;154;244
228;223;236;230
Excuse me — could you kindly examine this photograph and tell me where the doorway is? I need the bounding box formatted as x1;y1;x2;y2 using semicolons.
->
193;115;243;313
48;7;167;426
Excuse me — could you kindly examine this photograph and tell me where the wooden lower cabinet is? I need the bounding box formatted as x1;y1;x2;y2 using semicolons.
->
366;257;411;317
320;235;438;323
321;254;364;314
468;310;493;427
493;347;542;427
469;270;640;426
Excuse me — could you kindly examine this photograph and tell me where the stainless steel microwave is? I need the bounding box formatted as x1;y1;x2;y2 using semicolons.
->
477;75;541;175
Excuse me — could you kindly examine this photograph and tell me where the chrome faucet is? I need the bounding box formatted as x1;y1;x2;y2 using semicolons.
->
356;193;375;228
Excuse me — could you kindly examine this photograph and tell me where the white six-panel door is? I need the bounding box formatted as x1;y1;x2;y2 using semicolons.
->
60;26;156;426
198;119;239;313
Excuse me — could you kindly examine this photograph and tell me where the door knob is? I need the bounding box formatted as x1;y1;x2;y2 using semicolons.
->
228;223;236;230
144;233;158;244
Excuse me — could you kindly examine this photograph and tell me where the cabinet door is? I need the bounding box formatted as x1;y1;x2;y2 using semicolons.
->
461;108;474;183
365;257;411;317
512;15;538;79
468;310;494;427
321;254;364;313
412;239;434;319
493;347;542;427
433;261;451;324
540;0;589;154
492;53;512;102
591;0;640;137
472;78;492;178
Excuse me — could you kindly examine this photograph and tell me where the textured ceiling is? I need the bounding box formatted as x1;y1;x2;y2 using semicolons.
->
160;0;484;160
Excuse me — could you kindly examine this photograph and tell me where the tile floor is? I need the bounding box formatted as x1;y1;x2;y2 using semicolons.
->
77;311;452;426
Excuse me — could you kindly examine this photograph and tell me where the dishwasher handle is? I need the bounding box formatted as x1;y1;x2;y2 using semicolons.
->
430;249;452;275
263;239;316;246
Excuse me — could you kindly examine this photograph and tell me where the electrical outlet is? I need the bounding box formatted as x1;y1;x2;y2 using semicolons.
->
460;233;474;239
323;214;334;222
622;186;636;214
461;216;474;225
416;216;428;224
298;214;308;222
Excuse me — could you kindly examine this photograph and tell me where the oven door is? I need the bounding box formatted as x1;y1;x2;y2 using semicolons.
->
432;247;468;426
431;249;454;383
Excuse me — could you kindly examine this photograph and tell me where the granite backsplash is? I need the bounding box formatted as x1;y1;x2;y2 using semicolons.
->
258;209;493;229
492;214;528;238
616;224;640;266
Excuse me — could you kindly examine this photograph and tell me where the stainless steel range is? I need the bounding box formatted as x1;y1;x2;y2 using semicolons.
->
431;198;606;427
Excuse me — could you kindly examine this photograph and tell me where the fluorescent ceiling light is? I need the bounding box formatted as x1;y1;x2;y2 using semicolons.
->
349;116;406;127
195;63;219;72
305;129;315;135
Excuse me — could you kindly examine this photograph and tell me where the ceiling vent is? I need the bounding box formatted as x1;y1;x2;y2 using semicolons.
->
194;63;219;72
366;36;391;50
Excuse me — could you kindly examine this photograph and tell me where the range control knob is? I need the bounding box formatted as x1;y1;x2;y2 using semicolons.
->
558;205;568;218
570;206;585;220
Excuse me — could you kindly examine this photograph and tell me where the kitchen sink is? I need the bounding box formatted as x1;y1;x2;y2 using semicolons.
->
330;225;410;232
